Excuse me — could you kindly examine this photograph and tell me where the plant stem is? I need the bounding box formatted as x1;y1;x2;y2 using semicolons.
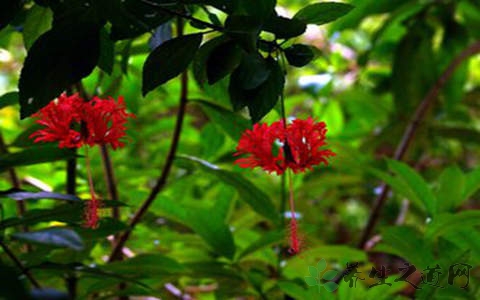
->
0;240;41;289
100;144;120;221
108;17;188;262
357;40;480;249
0;134;24;215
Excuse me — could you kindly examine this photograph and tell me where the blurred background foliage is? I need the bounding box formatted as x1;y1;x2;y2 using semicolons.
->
2;0;480;299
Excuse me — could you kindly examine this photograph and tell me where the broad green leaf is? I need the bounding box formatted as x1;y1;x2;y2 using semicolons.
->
193;99;250;141
193;35;229;87
238;229;285;259
387;160;437;217
304;276;317;286
425;211;480;241
23;5;53;50
12;228;84;251
98;28;115;74
9;124;42;148
284;44;315;67
378;226;434;267
436;165;465;213
464;168;480;200
142;33;203;95
154;195;236;259
19;23;101;118
0;145;76;172
263;15;306;39
294;2;354;25
443;229;480;265
322;270;338;281
206;40;243;84
0;92;19;110
277;281;310;299
176;155;280;224
234;0;276;21
229;57;284;123
225;15;261;53
103;254;186;278
0;189;80;202
231;53;271;90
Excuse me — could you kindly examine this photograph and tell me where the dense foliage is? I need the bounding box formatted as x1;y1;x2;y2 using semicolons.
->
1;0;480;299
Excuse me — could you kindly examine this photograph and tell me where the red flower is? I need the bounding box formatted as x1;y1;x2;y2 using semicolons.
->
82;96;134;150
29;93;84;148
234;118;335;174
30;93;134;149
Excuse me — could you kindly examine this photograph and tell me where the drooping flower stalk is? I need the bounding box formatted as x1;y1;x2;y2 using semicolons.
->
287;170;301;255
84;147;100;229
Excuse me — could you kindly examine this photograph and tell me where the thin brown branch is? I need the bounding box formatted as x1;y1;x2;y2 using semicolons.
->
357;40;480;249
108;18;188;263
0;240;41;289
100;145;120;220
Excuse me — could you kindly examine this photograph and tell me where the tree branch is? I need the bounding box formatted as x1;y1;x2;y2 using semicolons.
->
108;17;189;262
357;40;480;249
0;240;41;289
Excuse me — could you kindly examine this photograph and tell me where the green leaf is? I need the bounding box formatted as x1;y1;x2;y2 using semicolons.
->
23;5;53;50
98;28;115;74
103;254;186;278
234;0;276;21
193;35;229;87
225;15;261;53
231;53;271;90
142;33;202;95
436;165;465;213
425;211;480;241
0;145;77;172
323;281;339;293
0;189;80;202
229;57;284;122
176;155;280;224
238;229;284;259
322;270;338;281
294;2;354;25
206;40;243;84
154;195;236;259
387;160;437;217
308;266;318;277
12;228;84;251
284;44;315;67
277;281;310;300
379;226;434;267
317;258;327;273
464;168;480;200
0;92;19;110
19;23;101;118
304;276;318;286
194;99;250;141
263;15;306;39
0;0;23;30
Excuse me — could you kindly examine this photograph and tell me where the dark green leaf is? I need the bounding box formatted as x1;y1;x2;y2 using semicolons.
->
206;40;243;84
294;2;354;25
464;168;480;200
12;228;84;251
0;91;18;110
238;229;284;259
0;188;80;202
103;254;186;278
9;124;42;148
234;0;276;21
425;211;480;241
284;44;315;67
436;165;465;213
263;15;306;39
176;155;280;224
231;53;271;90
0;145;76;172
142;33;202;95
230;57;284;123
22;5;53;50
19;23;101;118
98;28;115;74
193;35;229;87
225;15;261;53
194;99;250;141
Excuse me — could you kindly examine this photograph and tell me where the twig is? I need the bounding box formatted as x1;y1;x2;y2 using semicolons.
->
357;40;480;249
0;240;41;289
0;134;25;216
108;17;189;262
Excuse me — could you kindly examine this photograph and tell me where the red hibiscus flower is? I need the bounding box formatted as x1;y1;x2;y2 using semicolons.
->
234;118;335;174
